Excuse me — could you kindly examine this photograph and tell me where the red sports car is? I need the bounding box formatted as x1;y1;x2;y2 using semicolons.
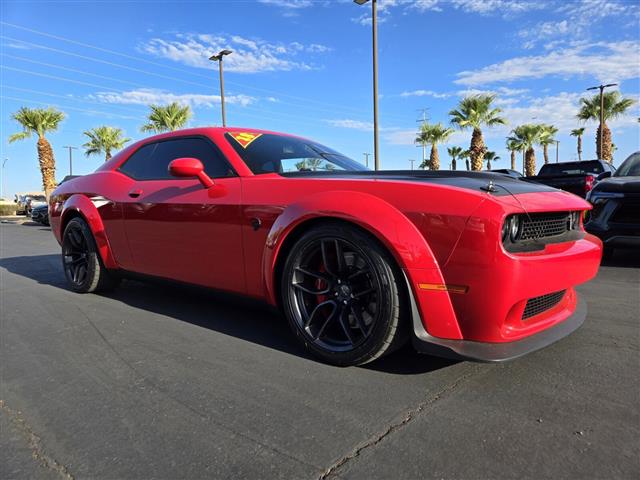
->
50;128;602;366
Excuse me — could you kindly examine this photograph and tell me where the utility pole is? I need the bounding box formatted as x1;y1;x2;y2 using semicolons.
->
63;146;77;176
362;153;371;169
409;159;416;171
587;83;617;159
354;0;380;170
209;50;233;127
416;108;429;168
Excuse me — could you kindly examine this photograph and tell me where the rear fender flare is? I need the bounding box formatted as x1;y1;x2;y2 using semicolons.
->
60;194;118;269
263;190;461;338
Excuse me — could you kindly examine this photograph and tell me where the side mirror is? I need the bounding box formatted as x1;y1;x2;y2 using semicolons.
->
597;171;612;180
168;157;214;188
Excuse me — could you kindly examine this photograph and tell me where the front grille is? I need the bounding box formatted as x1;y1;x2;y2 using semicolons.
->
522;290;566;320
520;212;570;240
611;203;640;224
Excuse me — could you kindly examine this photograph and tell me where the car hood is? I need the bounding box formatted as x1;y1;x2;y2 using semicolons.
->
279;170;556;197
592;176;640;193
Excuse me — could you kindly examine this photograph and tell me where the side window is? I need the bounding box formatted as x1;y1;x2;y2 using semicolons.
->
119;137;233;180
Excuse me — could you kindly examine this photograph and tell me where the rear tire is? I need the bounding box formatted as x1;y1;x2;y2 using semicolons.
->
281;223;407;366
62;217;120;293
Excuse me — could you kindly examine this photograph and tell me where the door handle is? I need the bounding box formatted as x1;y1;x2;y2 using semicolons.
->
128;189;142;198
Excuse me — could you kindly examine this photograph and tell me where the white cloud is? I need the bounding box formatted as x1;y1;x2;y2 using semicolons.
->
93;88;256;108
257;0;312;8
385;128;469;147
498;91;639;134
517;0;638;49
455;41;640;86
400;89;450;99
139;33;330;74
352;0;542;26
450;0;542;15
326;119;374;131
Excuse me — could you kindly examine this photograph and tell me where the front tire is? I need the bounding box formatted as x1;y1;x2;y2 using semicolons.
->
281;223;407;366
62;217;120;293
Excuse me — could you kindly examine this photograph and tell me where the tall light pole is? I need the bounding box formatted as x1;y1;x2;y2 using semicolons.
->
209;49;233;127
354;0;380;170
555;140;560;163
587;83;617;159
362;152;371;168
63;146;77;176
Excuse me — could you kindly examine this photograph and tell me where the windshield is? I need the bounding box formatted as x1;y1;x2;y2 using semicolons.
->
614;152;640;176
538;161;606;176
225;132;368;174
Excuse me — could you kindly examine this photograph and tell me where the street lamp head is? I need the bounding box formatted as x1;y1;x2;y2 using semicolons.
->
209;50;232;62
353;0;370;4
604;83;618;88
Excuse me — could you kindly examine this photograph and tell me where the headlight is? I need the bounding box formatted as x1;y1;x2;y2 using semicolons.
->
568;211;580;230
572;211;581;229
509;215;521;241
502;217;510;242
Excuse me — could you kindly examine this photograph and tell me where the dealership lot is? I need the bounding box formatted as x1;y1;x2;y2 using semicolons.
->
1;222;638;480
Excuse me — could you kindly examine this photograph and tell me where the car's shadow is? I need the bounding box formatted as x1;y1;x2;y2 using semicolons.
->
0;254;457;375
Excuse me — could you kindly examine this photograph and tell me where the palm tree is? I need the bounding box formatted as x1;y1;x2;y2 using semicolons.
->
509;124;543;177
459;149;471;171
447;146;463;171
506;138;520;170
295;158;324;171
8;107;65;196
449;94;506;171
484;151;500;170
577;91;635;162
417;123;454;170
141;102;192;133
83;126;131;162
539;124;558;164
570;127;586;161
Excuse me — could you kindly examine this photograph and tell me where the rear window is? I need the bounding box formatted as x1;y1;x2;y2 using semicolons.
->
225;132;367;174
538;161;604;176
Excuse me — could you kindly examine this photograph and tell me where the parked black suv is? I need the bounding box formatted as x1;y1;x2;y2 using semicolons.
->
585;152;640;258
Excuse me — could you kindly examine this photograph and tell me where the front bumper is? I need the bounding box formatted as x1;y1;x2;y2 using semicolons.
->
411;295;586;362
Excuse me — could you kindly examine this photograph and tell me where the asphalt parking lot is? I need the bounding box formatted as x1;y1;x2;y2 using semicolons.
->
1;221;638;480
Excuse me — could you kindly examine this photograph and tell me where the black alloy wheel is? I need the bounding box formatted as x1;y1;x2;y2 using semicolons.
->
282;223;407;366
61;217;120;293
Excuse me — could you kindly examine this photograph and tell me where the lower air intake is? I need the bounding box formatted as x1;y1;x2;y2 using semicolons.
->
522;290;566;320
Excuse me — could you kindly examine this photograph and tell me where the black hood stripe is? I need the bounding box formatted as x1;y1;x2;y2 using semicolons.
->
279;170;558;196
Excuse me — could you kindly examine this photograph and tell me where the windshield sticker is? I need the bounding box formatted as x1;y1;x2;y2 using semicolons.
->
228;132;262;149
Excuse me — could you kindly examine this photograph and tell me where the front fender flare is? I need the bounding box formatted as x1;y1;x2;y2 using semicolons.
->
263;190;462;339
60;194;118;270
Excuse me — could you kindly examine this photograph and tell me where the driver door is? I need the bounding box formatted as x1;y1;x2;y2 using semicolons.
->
118;136;245;294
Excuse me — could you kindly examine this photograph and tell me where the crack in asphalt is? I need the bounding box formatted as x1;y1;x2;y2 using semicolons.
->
318;365;483;480
0;400;75;480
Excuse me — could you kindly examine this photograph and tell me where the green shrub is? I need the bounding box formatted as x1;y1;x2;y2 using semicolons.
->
0;204;17;216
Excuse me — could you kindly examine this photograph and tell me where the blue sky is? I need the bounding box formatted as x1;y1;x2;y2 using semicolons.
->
1;0;639;197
